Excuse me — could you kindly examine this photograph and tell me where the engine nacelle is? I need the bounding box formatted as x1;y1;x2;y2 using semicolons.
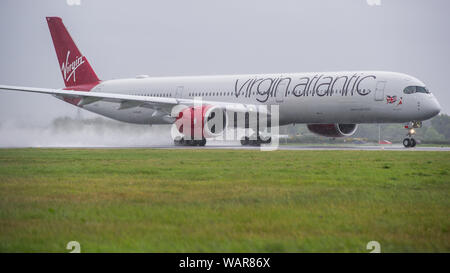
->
175;105;227;139
307;123;358;137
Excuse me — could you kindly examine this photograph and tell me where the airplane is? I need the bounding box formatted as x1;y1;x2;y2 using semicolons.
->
0;17;442;148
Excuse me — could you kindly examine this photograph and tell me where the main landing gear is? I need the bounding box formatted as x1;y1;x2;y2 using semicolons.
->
240;134;272;146
174;136;206;146
403;121;422;148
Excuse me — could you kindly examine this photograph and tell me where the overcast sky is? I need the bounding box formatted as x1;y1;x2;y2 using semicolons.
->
0;0;449;127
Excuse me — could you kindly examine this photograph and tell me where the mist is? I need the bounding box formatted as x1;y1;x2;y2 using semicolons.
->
0;113;172;148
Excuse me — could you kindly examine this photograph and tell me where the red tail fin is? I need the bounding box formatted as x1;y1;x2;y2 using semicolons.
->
46;17;100;89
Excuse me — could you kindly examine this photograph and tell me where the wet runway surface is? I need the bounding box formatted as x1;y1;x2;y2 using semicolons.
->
149;144;450;151
9;144;448;151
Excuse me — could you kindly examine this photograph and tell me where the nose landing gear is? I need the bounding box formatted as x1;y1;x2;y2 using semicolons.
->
403;121;421;148
403;137;416;148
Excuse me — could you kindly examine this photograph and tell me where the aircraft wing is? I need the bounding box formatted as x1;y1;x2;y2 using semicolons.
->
0;85;267;116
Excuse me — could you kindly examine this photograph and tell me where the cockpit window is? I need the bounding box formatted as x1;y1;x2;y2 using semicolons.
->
403;86;416;94
403;86;430;94
416;86;430;93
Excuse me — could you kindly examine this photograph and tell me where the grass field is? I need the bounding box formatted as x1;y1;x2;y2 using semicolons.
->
0;148;449;253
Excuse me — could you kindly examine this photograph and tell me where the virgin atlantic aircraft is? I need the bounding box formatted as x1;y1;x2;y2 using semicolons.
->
0;17;442;148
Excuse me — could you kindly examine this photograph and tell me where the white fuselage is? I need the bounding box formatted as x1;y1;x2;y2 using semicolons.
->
80;71;441;126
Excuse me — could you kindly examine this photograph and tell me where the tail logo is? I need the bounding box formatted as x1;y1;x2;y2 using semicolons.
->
61;51;85;83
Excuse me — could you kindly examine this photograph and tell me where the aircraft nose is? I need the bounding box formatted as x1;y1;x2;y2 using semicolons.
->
433;99;442;115
419;94;441;120
427;96;441;118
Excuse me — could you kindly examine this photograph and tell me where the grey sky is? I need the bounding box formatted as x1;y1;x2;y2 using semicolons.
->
0;0;449;126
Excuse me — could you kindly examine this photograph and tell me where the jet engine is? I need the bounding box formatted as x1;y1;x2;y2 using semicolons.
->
175;105;228;140
307;123;358;137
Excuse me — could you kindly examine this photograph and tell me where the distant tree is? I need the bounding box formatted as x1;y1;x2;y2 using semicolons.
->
423;127;445;142
430;114;450;140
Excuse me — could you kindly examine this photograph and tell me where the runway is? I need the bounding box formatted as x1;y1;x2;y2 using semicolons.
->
11;143;448;151
149;144;450;151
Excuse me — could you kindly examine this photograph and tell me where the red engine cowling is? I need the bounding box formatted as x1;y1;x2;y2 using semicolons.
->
307;124;358;137
175;105;227;139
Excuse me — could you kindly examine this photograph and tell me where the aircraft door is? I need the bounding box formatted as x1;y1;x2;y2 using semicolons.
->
276;80;286;103
374;81;386;101
175;86;184;99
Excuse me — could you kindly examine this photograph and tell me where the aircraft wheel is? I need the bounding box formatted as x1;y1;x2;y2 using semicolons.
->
174;136;184;146
198;138;207;146
403;138;411;148
259;136;272;144
185;139;195;146
250;140;261;146
240;137;249;146
410;138;416;148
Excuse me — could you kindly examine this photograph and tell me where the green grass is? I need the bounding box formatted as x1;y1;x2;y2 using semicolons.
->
0;148;449;253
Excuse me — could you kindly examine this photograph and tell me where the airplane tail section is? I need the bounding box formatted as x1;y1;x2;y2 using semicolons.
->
46;17;100;89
